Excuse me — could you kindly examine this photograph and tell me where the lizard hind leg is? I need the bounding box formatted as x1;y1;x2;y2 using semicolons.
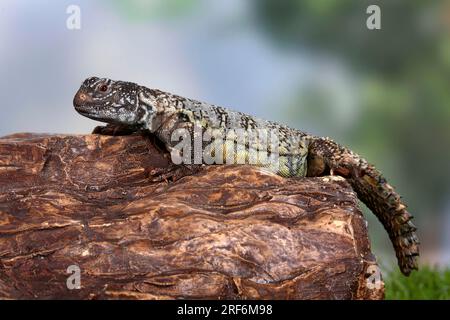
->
308;136;419;276
306;152;329;177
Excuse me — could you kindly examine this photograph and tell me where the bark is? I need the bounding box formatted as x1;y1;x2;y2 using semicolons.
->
0;132;384;299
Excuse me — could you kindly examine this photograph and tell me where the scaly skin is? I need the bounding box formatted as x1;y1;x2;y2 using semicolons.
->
73;76;419;275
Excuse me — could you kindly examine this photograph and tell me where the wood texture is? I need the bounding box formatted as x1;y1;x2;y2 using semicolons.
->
0;132;384;299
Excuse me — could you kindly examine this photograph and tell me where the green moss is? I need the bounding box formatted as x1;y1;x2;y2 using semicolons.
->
385;266;450;299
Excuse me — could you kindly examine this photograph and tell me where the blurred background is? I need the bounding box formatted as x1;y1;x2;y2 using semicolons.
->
0;0;449;274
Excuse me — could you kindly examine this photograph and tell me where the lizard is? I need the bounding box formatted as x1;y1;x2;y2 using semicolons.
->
73;76;419;276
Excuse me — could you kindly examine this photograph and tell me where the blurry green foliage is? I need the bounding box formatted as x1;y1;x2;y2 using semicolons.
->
253;0;443;75
111;0;198;21
385;266;450;299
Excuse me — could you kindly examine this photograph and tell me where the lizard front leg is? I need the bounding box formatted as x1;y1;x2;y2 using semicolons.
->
92;123;140;136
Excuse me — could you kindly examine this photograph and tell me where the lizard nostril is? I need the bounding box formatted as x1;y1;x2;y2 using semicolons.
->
74;90;91;107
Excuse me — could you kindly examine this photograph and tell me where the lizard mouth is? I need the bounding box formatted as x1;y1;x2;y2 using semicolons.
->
74;102;129;126
74;104;89;113
74;103;98;116
74;103;111;123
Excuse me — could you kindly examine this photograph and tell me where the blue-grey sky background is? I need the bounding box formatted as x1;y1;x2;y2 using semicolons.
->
0;0;355;136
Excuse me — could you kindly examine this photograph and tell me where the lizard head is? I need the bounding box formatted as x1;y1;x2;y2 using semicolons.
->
74;77;144;127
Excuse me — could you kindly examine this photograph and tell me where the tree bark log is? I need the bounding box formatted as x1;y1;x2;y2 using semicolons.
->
0;132;384;299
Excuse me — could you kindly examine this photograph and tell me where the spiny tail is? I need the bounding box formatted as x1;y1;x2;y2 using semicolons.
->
307;136;419;276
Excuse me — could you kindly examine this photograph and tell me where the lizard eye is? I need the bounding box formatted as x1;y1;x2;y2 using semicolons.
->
98;84;108;92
